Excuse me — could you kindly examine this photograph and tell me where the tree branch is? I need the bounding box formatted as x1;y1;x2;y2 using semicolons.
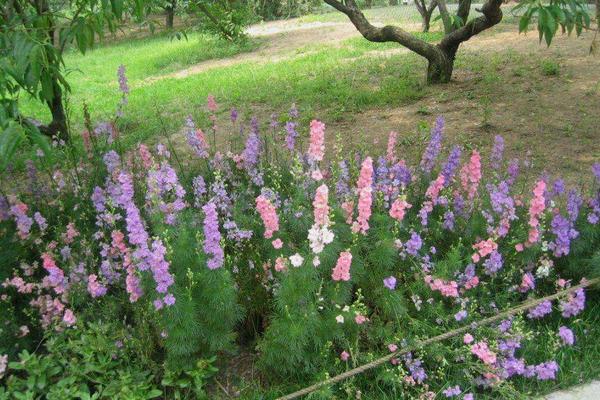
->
439;0;502;50
436;0;453;34
323;0;440;61
457;0;471;23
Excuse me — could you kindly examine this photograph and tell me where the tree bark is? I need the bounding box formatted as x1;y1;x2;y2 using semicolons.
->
38;0;69;140
324;0;503;84
40;79;69;141
165;0;176;29
414;0;437;33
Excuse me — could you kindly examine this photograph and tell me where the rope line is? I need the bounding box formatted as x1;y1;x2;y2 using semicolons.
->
277;277;600;400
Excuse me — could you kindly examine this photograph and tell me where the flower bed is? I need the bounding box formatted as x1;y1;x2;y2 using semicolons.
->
1;91;600;398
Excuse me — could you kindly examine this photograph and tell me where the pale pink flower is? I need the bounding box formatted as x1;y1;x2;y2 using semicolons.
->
341;200;354;224
64;222;79;244
308;120;326;162
340;351;350;361
463;333;474;344
389;196;412;222
526;180;546;245
138;144;155;169
425;174;445;202
355;314;367;324
388;343;398;352
311;169;323;181
313;184;330;227
274;257;287;272
460;150;482;200
515;243;524;252
386;131;398;162
472;238;498;261
62;309;76;326
256;195;279;239
355;157;373;234
471;341;497;365
424;275;459;298
272;238;283;249
332;251;352;281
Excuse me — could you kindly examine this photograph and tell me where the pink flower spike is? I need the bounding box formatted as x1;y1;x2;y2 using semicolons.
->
340;351;350;361
386;131;398;162
308;120;326;162
332;251;352;281
256;195;279;239
355;157;373;234
313;184;330;227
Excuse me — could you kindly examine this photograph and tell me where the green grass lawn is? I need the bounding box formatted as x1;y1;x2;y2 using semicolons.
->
18;11;445;150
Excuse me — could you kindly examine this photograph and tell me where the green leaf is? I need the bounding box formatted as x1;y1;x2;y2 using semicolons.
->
0;122;26;171
27;124;52;160
40;71;54;102
519;14;531;33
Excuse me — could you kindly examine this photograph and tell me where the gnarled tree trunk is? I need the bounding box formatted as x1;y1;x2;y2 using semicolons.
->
324;0;503;84
38;0;69;140
44;85;68;140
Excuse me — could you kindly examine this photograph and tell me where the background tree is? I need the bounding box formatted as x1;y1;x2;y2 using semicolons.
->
414;0;438;32
323;0;591;83
164;0;177;29
1;0;148;142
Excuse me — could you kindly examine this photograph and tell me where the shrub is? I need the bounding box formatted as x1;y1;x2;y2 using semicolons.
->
1;322;161;399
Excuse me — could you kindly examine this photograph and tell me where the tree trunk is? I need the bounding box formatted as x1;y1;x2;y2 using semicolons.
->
596;0;599;26
426;46;456;83
43;80;69;141
422;9;432;32
165;0;176;29
427;58;453;83
365;0;373;8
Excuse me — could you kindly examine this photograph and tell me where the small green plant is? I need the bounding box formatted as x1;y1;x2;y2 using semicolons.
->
161;358;219;399
540;59;560;76
2;322;162;399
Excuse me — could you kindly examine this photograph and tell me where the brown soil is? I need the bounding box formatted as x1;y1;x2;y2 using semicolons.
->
335;27;600;183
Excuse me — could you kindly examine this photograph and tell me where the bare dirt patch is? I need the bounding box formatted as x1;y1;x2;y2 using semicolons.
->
330;27;600;183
